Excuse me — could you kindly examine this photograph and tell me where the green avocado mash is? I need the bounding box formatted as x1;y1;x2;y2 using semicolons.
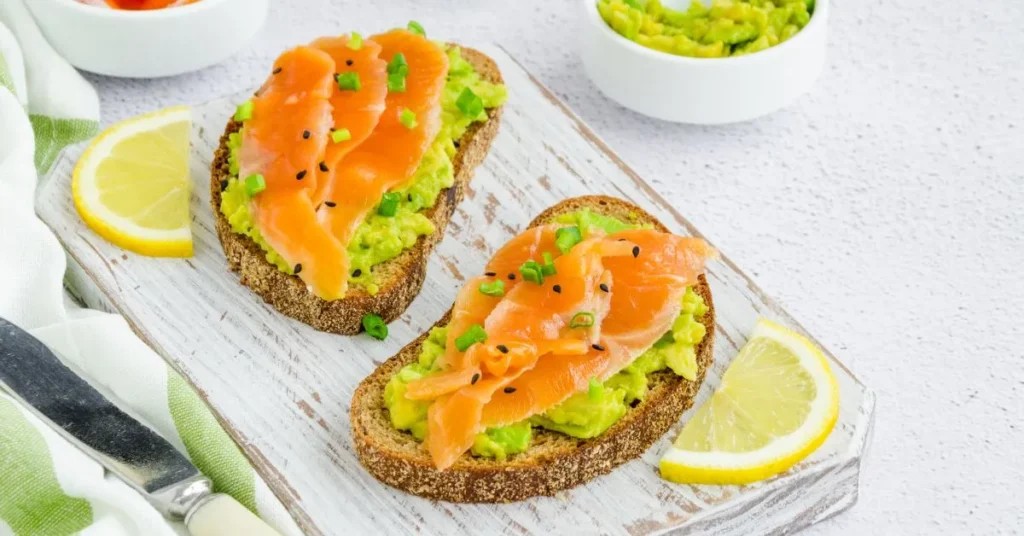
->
597;0;814;58
220;45;507;292
382;212;709;459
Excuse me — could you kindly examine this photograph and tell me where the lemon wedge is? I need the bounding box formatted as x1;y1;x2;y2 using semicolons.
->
660;318;839;485
73;106;193;257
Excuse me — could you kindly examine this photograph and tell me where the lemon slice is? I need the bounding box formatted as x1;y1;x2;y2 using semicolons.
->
73;106;193;257
660;319;839;485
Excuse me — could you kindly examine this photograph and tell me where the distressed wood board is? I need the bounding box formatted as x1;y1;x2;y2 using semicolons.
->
38;44;875;535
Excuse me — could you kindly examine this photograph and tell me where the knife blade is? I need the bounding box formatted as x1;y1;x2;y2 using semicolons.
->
0;317;280;535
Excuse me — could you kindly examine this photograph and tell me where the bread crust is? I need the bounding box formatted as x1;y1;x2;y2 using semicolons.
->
209;46;504;335
350;195;716;502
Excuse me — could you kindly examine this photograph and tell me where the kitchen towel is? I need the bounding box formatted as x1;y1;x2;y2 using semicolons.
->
0;2;301;535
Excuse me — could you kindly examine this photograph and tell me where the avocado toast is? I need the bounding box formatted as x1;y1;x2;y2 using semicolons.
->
211;28;505;334
352;196;717;502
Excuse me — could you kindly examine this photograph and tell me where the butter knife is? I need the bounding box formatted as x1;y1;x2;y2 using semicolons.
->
0;317;280;536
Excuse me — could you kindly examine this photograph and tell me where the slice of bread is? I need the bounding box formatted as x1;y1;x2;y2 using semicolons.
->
351;195;715;502
209;46;503;335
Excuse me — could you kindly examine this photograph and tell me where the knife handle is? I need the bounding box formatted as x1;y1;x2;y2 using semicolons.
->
186;493;281;536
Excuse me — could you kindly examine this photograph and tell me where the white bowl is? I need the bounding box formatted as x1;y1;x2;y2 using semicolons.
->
580;0;829;124
27;0;268;78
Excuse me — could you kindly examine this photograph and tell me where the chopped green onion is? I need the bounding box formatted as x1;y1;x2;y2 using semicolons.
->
337;72;361;91
387;53;409;76
588;377;602;401
555;226;583;254
455;324;487;352
387;72;407;92
399;108;418;129
479;279;505;297
623;0;643;9
541;252;557;277
362;313;388;340
455;87;484;117
377;192;400;217
519;260;544;285
243;174;265;197
234;100;254;122
347;32;363;50
570;312;595;329
407;20;426;36
331;128;352;143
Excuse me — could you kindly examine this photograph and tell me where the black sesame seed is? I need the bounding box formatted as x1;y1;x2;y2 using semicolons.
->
453;140;461;148
503;386;517;394
632;246;641;258
352;268;362;277
294;264;303;274
325;201;337;207
273;67;282;74
346;59;354;66
552;284;562;293
319;161;329;172
296;170;307;180
496;344;509;354
220;180;229;191
599;283;610;293
617;238;627;242
407;194;413;201
592;344;606;351
302;130;311;139
485;271;497;277
508;273;516;280
471;373;480;385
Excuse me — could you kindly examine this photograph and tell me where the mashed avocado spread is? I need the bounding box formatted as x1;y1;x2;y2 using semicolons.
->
220;45;507;293
383;211;708;459
598;0;814;58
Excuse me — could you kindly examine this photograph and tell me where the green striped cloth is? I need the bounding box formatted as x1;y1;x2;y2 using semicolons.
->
0;2;300;534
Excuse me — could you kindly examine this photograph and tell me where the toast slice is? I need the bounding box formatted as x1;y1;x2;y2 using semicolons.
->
209;46;503;335
351;195;715;502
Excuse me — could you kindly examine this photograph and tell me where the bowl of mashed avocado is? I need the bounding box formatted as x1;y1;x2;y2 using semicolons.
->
581;0;829;124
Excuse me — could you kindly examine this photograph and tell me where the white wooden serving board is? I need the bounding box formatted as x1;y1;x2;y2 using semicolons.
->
38;45;875;536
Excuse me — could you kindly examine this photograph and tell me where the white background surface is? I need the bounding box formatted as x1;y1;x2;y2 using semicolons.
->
78;0;1023;533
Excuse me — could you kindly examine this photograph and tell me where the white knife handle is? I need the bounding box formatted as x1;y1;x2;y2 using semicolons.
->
186;493;280;536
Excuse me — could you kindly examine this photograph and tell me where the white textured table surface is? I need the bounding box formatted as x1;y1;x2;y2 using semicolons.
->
81;0;1023;534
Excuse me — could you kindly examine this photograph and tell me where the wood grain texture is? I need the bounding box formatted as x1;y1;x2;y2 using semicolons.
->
38;45;875;535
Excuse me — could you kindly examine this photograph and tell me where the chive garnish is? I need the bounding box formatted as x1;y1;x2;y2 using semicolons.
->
362;313;387;340
456;87;484;117
555;226;583;253
347;32;363;50
399;108;418;129
337;72;361;91
478;279;505;297
234;100;254;122
541;252;557;276
377;192;400;217
387;72;407;93
519;260;544;285
407;20;426;36
331;128;352;143
243;174;265;197
387;53;409;76
455;324;487;352
570;312;595;328
588;378;602;401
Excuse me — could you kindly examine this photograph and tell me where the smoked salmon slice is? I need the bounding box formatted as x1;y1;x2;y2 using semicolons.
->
315;30;449;293
239;46;349;300
408;224;716;469
309;35;389;206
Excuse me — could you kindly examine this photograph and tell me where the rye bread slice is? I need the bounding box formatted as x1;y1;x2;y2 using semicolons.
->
209;46;504;335
351;195;716;503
